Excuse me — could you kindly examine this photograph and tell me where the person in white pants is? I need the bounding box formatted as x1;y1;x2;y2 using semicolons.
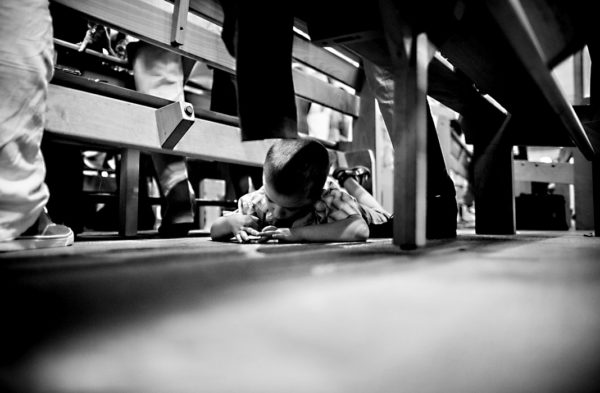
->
130;42;196;237
0;0;74;251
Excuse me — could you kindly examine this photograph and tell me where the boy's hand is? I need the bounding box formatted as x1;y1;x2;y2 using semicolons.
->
228;214;261;243
259;226;298;243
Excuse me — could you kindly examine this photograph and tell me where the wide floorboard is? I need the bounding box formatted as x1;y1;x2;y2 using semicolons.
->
1;230;600;392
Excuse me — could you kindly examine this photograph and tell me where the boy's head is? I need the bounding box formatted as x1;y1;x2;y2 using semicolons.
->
262;139;330;223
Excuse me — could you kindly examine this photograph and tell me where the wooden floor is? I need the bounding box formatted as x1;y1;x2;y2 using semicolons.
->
1;230;600;392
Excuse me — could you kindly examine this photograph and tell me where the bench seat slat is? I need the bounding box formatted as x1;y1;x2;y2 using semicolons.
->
53;0;360;116
46;84;271;166
484;0;594;159
187;0;361;88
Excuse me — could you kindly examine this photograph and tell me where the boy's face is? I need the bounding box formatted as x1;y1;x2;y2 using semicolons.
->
263;181;314;225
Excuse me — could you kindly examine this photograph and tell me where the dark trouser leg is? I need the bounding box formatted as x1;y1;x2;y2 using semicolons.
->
221;1;297;140
210;68;238;117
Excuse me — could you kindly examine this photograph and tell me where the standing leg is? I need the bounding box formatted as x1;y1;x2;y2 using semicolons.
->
0;0;73;250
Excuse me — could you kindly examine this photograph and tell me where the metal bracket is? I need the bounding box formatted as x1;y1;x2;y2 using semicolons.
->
171;0;190;46
156;101;195;149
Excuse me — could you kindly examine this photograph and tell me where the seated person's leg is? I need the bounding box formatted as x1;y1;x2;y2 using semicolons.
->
210;68;238;116
151;153;195;236
222;1;297;140
131;42;195;236
0;0;73;250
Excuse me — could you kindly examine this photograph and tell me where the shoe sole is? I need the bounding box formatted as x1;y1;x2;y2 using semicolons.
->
0;229;74;252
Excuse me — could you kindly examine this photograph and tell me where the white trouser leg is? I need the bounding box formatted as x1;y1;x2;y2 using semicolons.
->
0;0;53;241
132;43;190;196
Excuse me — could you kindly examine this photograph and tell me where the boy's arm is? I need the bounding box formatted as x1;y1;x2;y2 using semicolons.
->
263;214;369;243
210;213;260;241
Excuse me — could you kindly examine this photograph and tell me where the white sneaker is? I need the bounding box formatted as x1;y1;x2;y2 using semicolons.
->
0;210;74;252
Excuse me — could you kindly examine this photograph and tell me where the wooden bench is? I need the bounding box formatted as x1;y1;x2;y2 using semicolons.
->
47;0;384;237
442;0;598;236
50;0;591;247
304;0;599;245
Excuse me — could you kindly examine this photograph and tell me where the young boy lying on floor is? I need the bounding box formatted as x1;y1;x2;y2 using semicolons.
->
210;139;391;243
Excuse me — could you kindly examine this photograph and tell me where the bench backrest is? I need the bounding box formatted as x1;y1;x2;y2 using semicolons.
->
48;0;369;168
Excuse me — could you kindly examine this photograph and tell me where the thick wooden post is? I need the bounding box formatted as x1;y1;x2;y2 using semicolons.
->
379;9;429;248
391;40;429;248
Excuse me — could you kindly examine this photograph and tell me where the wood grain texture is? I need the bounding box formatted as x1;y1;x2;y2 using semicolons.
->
170;0;190;46
188;0;361;87
155;101;195;148
53;0;358;115
485;0;594;159
518;0;586;68
3;232;600;392
379;0;430;249
46;85;271;166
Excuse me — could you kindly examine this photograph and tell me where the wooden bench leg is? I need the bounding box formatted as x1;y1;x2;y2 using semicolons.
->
587;41;600;236
118;148;140;237
473;116;516;235
594;157;600;236
381;25;430;249
574;149;594;231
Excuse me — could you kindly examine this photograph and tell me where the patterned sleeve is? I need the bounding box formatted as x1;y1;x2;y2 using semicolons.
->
317;177;391;225
311;183;359;223
229;188;268;228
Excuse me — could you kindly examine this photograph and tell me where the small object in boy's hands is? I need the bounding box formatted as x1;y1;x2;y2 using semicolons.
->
231;233;272;243
231;234;260;243
257;226;278;242
258;227;276;238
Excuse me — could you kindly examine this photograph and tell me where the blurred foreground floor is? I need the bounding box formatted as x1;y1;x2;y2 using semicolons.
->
1;230;600;392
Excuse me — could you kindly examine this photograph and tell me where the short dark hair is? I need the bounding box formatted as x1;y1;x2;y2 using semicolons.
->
264;139;330;201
